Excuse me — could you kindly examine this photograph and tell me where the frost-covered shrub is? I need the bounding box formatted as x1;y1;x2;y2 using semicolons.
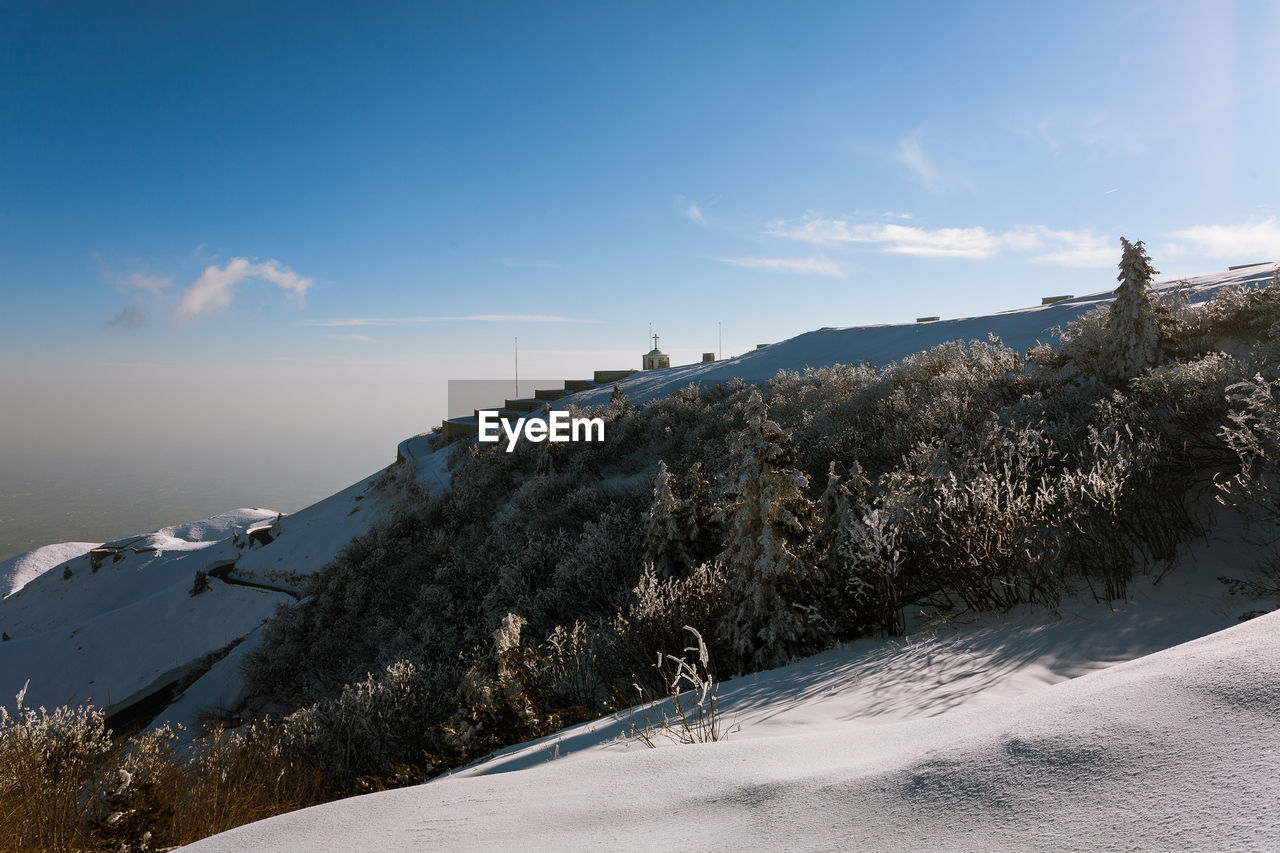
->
0;692;325;851
541;620;610;712
0;689;112;852
773;337;1030;491
1126;352;1245;459
547;501;648;620
89;726;178;852
1217;373;1280;523
1174;271;1280;356
1042;303;1113;379
437;614;593;769
832;505;905;636
282;659;440;787
872;421;1068;612
610;562;731;695
1065;394;1206;592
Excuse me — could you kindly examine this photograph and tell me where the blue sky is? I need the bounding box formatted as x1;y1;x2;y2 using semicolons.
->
1;1;1278;543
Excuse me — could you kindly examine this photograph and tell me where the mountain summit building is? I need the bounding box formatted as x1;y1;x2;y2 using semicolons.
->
642;333;670;370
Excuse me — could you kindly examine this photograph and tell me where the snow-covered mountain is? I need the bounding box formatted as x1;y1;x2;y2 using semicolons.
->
0;475;392;733
2;263;1275;730
2;262;1277;850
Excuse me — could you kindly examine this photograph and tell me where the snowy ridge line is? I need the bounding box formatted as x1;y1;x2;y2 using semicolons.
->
549;263;1279;413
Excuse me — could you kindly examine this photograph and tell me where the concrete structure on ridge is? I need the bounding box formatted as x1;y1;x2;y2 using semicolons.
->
642;333;670;370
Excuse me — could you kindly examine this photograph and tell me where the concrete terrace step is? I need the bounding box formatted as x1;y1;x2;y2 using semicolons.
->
473;408;534;421
505;398;549;413
535;388;573;401
442;416;479;439
563;379;598;392
592;369;637;383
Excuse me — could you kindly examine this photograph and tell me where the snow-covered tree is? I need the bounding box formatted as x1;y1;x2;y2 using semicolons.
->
716;387;818;671
645;461;687;576
644;460;710;577
1100;236;1160;383
814;460;886;637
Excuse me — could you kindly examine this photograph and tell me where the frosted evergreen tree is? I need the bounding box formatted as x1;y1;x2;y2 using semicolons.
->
645;460;710;577
717;386;818;671
645;461;689;576
1100;236;1160;383
815;462;850;571
815;460;887;638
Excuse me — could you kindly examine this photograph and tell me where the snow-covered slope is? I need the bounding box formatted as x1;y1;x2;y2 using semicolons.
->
0;541;99;598
182;538;1278;852
0;470;398;726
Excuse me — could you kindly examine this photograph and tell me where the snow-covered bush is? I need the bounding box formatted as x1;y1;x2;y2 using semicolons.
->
872;421;1068;612
0;692;326;851
437;613;593;769
1172;271;1280;357
282;659;439;788
1217;373;1280;523
541;620;609;712
548;501;648;619
775;337;1029;483
0;688;112;852
1126;352;1245;459
833;505;905;636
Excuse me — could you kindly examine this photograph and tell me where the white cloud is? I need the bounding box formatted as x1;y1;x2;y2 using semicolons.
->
685;202;708;226
305;314;589;327
1163;219;1280;261
335;333;377;342
895;130;941;192
719;256;844;277
178;257;313;319
1028;228;1115;268
767;215;1117;267
767;217;1002;259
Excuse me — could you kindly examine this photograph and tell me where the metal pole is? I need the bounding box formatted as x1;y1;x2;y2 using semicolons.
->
514;337;519;398
718;321;722;360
